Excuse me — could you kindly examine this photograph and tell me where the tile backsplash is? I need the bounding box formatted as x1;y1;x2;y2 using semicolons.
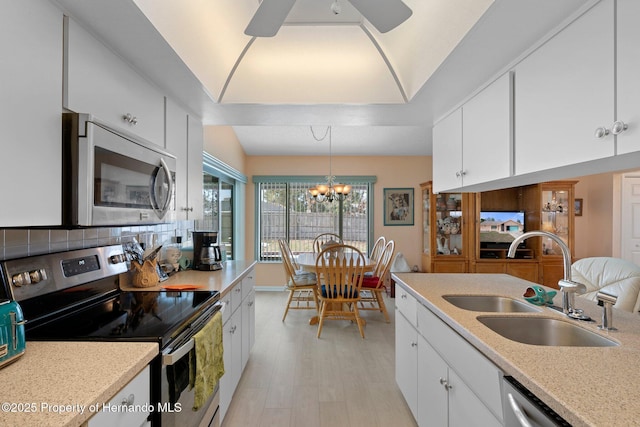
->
0;221;195;261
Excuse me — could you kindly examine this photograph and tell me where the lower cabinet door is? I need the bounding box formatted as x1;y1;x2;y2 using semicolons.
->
395;311;418;420
448;370;502;427
417;335;448;427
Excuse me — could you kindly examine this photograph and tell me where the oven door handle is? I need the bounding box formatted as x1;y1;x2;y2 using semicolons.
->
162;301;227;366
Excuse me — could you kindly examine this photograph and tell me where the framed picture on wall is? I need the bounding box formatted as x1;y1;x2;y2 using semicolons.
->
384;188;414;226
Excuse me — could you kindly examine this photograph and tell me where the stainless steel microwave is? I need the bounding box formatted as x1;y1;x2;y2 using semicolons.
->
62;112;176;226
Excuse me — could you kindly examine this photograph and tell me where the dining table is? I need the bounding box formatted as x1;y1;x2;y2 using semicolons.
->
295;252;377;272
295;251;377;325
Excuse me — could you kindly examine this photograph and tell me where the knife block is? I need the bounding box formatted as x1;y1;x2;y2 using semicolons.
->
130;260;160;288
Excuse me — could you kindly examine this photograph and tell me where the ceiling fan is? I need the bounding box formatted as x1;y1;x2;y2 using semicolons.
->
245;0;413;37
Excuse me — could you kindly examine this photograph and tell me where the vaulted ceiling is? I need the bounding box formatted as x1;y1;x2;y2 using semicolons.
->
56;0;590;156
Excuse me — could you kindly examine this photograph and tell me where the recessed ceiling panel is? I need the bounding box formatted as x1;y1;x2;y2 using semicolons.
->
233;125;429;155
224;26;404;103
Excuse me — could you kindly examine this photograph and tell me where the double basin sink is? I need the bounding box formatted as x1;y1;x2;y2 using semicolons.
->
442;295;618;347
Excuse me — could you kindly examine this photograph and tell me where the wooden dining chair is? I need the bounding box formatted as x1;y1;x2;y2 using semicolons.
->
278;239;319;322
312;233;343;253
314;244;366;338
369;236;386;262
358;240;395;323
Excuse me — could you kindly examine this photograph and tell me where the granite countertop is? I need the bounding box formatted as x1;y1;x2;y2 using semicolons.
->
119;259;257;296
392;272;640;427
0;341;157;427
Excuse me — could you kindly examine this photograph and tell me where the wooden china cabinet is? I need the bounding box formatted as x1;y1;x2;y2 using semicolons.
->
522;181;577;288
422;180;577;289
420;182;474;273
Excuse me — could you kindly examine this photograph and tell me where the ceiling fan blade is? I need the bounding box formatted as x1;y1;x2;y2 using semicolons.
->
348;0;413;33
244;0;297;37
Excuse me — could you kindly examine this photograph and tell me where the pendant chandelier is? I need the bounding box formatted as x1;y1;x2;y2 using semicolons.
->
308;126;351;203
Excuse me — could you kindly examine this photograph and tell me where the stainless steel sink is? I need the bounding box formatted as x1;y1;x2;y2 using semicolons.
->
477;316;619;347
443;295;540;313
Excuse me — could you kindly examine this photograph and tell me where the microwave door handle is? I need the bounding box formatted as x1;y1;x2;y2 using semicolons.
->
159;158;174;213
151;158;173;219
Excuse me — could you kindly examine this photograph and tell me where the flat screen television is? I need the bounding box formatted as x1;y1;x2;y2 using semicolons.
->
479;211;525;249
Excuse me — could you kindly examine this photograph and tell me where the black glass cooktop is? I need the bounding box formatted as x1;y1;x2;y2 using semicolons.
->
25;287;219;348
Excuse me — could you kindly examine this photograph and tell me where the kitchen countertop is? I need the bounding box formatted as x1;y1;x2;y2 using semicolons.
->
119;260;257;295
0;341;157;427
392;273;640;427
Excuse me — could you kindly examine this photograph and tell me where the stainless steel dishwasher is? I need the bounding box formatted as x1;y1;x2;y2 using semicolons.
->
502;376;572;427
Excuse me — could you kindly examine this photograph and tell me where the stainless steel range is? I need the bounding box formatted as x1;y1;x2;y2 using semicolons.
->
0;245;221;427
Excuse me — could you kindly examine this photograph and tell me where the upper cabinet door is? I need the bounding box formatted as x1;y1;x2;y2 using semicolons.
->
514;0;615;175
462;72;513;187
616;0;640;155
433;108;463;193
0;1;62;227
64;17;165;146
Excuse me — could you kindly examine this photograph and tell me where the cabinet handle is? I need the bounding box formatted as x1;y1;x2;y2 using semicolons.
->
122;113;138;125
410;341;417;347
121;393;135;406
400;294;407;299
439;378;452;390
455;170;466;179
181;207;194;212
594;126;610;139
612;121;628;135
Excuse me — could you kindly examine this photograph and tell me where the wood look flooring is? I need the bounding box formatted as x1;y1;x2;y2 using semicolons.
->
221;290;417;427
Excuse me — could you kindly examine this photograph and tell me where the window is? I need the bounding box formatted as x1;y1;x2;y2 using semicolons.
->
203;153;247;260
254;176;376;261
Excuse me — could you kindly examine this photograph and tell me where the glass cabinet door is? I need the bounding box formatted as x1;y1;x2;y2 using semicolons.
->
434;193;463;256
422;185;431;255
540;188;570;256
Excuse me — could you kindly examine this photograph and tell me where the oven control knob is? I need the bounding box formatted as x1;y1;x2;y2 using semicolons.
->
12;272;31;287
29;269;47;284
109;254;125;264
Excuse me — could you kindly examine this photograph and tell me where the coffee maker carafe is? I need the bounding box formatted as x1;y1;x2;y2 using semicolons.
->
193;231;223;271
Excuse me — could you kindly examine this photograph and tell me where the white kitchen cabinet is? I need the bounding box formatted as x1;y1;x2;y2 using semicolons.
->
64;17;165;146
462;72;513;187
186;115;204;220
395;309;418;420
615;0;640;155
88;365;151;427
0;1;62;227
514;0;614;175
432;108;463;193
165;98;203;220
433;72;512;193
416;301;503;423
220;267;256;422
394;281;502;427
220;304;241;422
241;288;255;370
240;272;256;370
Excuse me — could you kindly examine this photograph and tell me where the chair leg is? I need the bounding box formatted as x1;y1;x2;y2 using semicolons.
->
317;300;327;338
282;288;295;322
352;303;365;339
375;289;391;323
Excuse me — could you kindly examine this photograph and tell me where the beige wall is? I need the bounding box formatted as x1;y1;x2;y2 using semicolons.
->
574;172;615;259
203;126;246;173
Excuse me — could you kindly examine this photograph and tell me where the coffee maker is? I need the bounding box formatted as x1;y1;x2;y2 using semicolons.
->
192;231;223;271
